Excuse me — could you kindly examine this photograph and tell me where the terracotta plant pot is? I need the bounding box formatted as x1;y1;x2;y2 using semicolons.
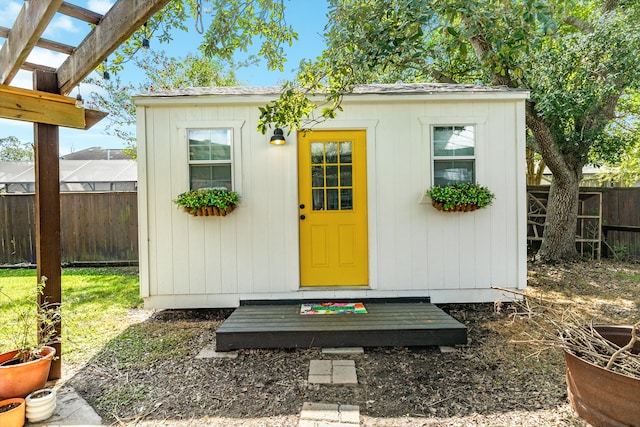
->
25;388;56;423
0;346;56;400
564;325;640;427
0;397;26;427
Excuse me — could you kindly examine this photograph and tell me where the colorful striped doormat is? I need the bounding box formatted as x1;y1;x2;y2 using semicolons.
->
300;302;367;315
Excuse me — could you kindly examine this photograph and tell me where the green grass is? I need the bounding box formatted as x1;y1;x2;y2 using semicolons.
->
615;271;640;283
0;267;141;366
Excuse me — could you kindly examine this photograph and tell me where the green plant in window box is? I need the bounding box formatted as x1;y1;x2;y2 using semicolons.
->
174;187;240;217
425;183;495;212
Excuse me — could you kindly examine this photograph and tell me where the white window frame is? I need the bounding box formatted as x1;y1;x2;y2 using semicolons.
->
188;128;233;190
177;120;245;194
432;124;476;186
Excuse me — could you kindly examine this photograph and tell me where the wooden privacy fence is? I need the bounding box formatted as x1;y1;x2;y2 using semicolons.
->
595;187;640;258
527;186;640;259
2;188;639;265
0;192;138;265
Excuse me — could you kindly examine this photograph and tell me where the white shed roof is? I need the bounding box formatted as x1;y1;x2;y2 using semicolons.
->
135;83;529;101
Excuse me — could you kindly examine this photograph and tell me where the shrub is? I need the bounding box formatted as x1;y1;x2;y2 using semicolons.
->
426;183;495;211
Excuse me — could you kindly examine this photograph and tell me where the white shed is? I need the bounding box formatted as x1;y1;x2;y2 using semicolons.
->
134;83;528;309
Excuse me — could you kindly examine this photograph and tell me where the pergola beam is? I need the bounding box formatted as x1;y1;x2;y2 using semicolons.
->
58;1;104;25
19;62;58;74
0;0;64;85
0;26;75;55
57;0;171;95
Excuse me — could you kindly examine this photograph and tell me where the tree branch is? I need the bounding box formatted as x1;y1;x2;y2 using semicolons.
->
603;0;619;14
606;322;639;370
468;34;514;87
580;89;624;134
429;68;458;84
563;15;594;33
525;101;575;183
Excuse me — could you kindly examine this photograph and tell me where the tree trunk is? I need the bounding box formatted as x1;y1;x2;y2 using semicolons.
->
526;103;583;262
537;167;581;262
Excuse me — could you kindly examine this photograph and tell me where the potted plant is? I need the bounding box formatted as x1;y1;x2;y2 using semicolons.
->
25;388;56;423
563;324;639;426
173;187;240;217
501;287;640;426
425;182;495;212
0;397;26;427
0;276;59;400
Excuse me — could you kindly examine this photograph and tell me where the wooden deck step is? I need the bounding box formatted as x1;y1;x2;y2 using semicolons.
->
215;300;467;351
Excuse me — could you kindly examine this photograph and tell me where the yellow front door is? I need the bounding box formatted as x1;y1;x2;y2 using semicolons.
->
298;130;368;286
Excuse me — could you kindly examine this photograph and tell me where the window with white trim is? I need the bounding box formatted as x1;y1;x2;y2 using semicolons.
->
188;128;233;190
432;125;475;186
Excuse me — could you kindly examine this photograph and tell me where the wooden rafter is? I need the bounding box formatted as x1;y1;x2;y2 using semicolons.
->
58;1;104;24
19;62;57;74
0;0;171;94
0;26;75;55
0;0;64;85
57;0;171;95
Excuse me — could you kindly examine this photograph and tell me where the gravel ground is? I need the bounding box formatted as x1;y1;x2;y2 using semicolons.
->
68;259;640;426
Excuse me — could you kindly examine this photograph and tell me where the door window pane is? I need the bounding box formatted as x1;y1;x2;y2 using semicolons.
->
309;140;354;211
340;166;352;186
325;142;338;163
327;189;339;210
339;142;352;163
340;189;353;210
325;166;338;187
312;166;324;187
311;143;324;164
313;189;324;210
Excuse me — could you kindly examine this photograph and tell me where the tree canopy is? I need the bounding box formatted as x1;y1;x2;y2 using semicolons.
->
256;0;640;261
97;0;640;262
0;136;33;161
88;50;239;156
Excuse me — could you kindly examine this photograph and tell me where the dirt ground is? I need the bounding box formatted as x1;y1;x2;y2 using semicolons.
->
68;260;639;426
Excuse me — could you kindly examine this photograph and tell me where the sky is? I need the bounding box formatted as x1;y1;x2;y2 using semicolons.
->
0;0;328;155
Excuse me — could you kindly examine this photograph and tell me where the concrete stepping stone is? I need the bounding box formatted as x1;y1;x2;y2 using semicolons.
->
196;344;238;359
298;402;360;426
308;360;357;385
322;347;364;355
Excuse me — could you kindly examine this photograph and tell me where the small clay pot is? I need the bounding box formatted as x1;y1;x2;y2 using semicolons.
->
0;397;26;427
25;388;56;423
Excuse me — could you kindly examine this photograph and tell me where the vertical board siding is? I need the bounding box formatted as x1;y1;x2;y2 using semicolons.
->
140;95;528;307
409;103;429;291
0;192;138;264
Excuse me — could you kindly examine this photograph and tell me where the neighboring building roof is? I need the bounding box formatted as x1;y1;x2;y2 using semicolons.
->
137;83;530;98
0;160;137;185
60;147;130;160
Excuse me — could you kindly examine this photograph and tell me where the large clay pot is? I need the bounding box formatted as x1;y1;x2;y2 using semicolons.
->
0;398;26;427
0;346;56;400
565;325;640;427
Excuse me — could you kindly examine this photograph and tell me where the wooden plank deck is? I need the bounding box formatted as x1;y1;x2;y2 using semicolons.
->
215;300;467;351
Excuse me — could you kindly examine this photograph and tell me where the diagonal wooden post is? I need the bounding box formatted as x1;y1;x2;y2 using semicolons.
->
33;70;62;380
